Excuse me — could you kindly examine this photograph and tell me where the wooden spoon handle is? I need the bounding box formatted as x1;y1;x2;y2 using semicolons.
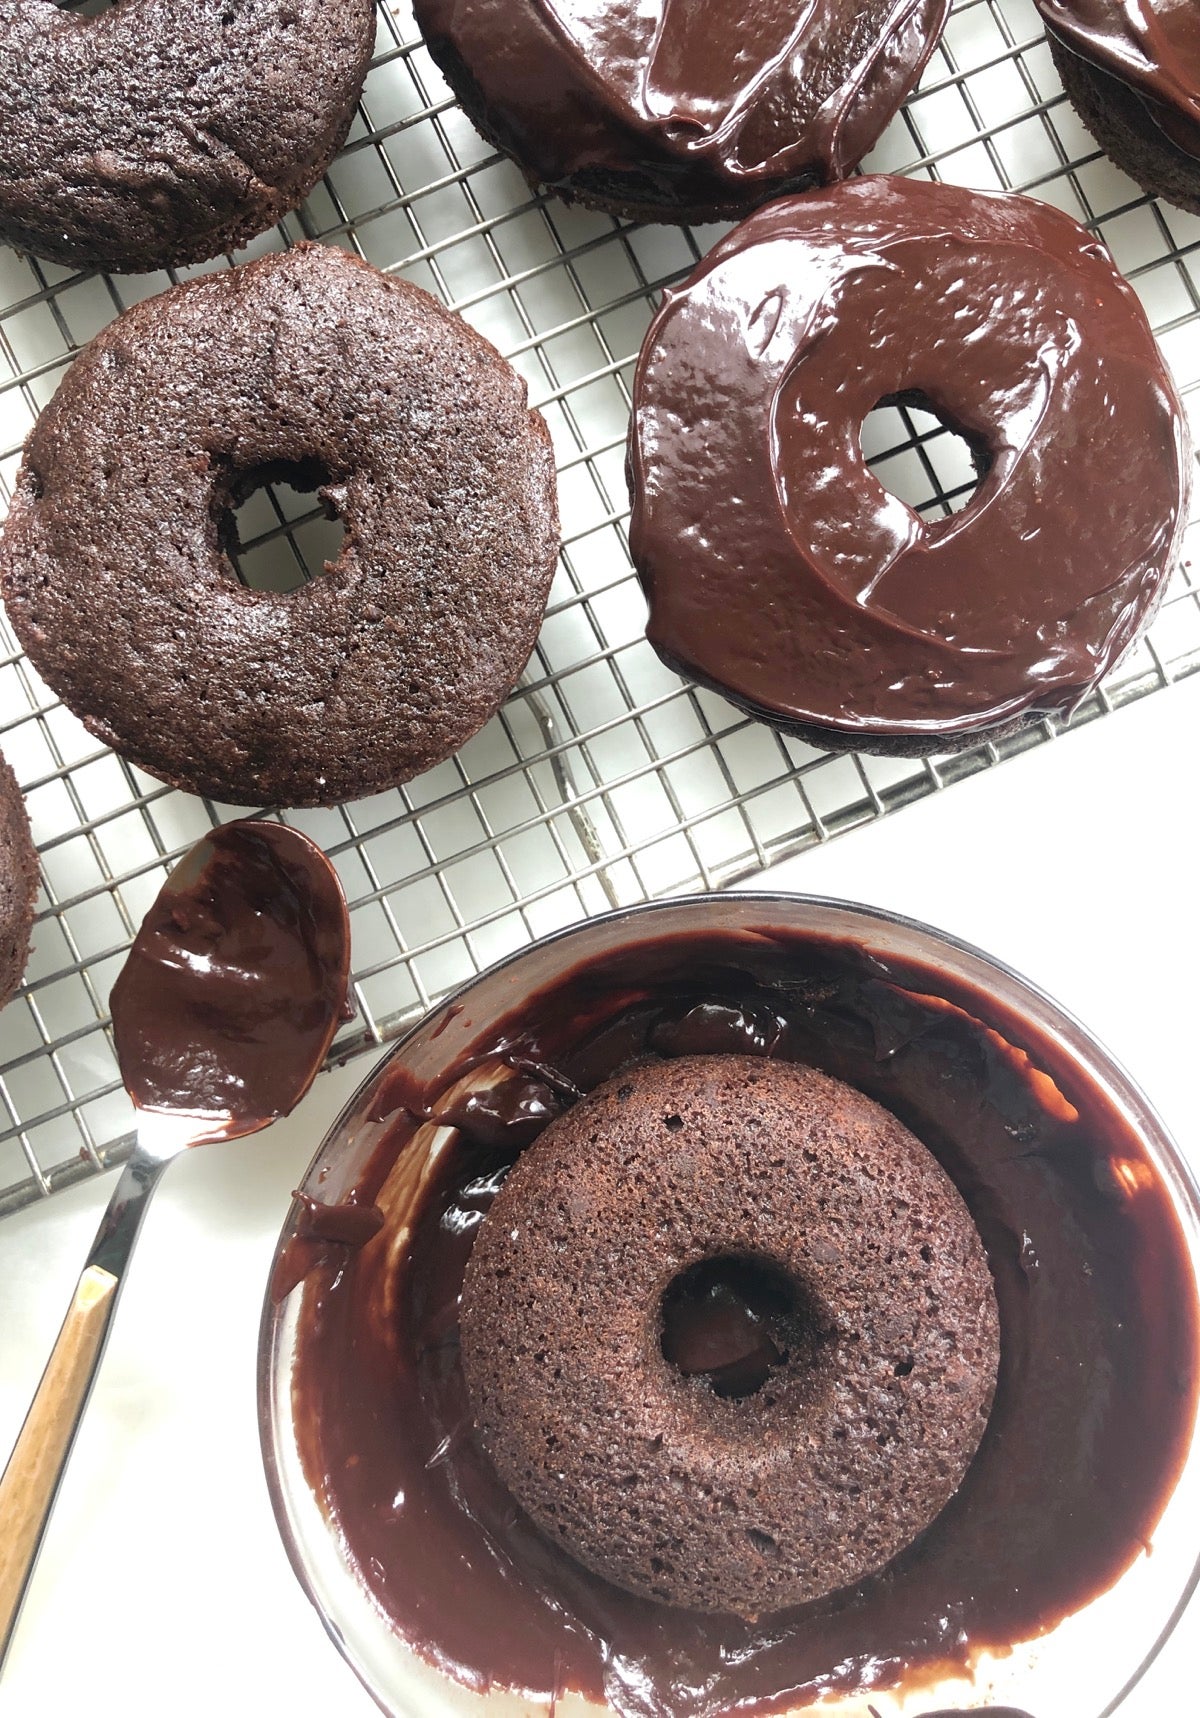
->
0;1264;119;1659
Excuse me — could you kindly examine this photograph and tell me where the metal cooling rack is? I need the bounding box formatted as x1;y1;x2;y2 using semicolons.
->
1;0;1199;1216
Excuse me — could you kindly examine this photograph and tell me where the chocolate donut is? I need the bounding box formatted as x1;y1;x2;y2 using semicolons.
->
0;243;559;809
0;0;375;272
628;176;1189;756
412;0;951;225
1039;1;1200;213
0;751;37;1012
460;1054;999;1618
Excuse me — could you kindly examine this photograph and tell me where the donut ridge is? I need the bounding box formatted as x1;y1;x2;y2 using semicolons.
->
1038;0;1200;214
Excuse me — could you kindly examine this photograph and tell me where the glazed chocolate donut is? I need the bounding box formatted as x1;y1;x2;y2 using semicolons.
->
412;0;951;225
0;750;37;1011
628;176;1189;756
0;0;375;271
460;1054;999;1618
1038;0;1200;213
0;243;559;808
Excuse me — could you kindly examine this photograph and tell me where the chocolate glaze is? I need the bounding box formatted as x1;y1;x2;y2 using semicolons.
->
628;176;1189;751
283;921;1199;1716
290;1193;385;1249
0;244;559;809
109;821;350;1139
1039;0;1200;158
430;1073;566;1150
270;1192;385;1304
413;0;950;218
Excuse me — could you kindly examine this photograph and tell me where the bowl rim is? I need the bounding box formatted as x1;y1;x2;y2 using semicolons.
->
258;888;1200;1718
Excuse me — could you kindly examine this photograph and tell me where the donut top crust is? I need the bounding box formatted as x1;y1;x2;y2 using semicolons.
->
0;243;559;808
413;0;950;211
1037;0;1200;159
628;175;1190;745
0;0;375;270
0;752;37;1012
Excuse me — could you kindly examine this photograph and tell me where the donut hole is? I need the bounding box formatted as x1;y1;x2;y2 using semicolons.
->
660;1255;814;1401
218;458;347;594
52;0;116;13
860;390;992;527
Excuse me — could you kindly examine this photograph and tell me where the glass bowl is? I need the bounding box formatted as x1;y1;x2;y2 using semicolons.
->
259;894;1200;1718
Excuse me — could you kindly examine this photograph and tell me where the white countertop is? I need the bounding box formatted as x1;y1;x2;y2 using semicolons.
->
2;673;1199;1718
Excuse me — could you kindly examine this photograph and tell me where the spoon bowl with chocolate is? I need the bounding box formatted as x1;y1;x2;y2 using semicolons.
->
0;819;351;1665
262;895;1200;1718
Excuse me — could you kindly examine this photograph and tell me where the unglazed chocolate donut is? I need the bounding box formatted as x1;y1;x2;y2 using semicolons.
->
412;0;951;224
0;0;375;271
628;175;1189;756
0;243;559;808
0;750;37;1011
460;1054;999;1618
1038;0;1200;213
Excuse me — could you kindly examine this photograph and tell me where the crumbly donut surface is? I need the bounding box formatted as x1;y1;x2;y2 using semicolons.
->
461;1054;999;1617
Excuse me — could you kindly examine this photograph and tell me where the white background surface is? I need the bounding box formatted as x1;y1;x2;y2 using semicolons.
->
1;672;1199;1718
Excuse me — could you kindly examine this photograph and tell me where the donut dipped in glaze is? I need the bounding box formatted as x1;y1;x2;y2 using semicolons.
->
412;0;952;224
461;1054;999;1619
1037;0;1200;212
0;0;375;272
628;175;1189;756
0;243;559;808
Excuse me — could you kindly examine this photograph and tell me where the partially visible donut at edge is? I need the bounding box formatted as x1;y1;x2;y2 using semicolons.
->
411;0;952;226
0;0;376;271
627;175;1190;758
0;243;560;809
0;750;37;1012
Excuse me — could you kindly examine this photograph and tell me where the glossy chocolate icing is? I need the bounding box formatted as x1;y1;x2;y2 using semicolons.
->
109;821;350;1139
628;176;1189;751
413;0;950;216
1039;0;1200;159
283;922;1198;1717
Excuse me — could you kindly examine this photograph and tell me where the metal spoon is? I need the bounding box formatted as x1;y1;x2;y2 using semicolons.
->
0;819;350;1665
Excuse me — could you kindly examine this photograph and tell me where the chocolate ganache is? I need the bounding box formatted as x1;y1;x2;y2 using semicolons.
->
628;176;1189;755
278;913;1199;1717
1038;0;1200;158
412;0;951;223
109;821;350;1137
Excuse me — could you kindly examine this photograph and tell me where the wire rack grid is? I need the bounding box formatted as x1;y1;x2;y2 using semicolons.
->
1;0;1198;1216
